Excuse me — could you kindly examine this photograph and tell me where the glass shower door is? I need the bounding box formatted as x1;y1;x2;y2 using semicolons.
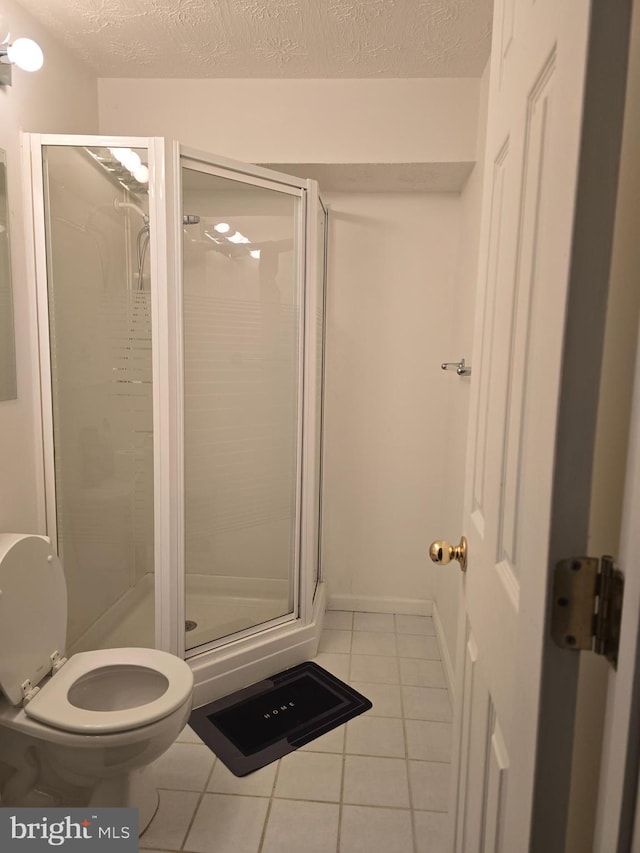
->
35;139;156;653
180;159;304;652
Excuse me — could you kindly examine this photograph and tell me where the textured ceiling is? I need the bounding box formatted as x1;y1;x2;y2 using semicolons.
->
17;0;492;78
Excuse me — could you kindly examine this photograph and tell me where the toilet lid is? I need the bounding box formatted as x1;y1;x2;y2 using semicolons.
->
0;534;67;706
24;648;194;733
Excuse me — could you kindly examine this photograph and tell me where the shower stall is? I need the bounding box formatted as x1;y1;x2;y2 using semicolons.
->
26;135;327;703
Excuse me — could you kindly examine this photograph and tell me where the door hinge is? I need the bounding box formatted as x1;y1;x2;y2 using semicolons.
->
551;555;624;669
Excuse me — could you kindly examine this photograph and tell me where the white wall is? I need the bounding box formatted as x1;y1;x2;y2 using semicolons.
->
320;192;461;611
433;62;490;669
0;0;97;534
98;78;480;166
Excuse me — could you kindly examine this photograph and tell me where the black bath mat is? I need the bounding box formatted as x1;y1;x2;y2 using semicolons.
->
188;661;372;776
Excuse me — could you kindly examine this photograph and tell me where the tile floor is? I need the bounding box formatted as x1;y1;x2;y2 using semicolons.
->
140;611;452;853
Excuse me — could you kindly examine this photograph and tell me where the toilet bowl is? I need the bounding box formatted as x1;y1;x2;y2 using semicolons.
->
0;533;194;830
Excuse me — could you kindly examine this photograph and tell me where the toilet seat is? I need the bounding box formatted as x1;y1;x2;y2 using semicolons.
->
0;534;67;706
24;648;194;734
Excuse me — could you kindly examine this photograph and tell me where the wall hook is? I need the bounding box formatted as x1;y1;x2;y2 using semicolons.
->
441;358;472;377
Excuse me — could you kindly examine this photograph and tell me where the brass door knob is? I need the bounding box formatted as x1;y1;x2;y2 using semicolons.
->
429;536;467;572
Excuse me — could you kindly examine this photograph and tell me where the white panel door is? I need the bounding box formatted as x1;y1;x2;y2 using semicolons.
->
449;0;632;850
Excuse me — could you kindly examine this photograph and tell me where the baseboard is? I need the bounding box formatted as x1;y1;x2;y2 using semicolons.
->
432;601;455;704
327;593;432;616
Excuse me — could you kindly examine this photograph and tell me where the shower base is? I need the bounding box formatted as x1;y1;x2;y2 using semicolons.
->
70;573;290;654
69;573;326;709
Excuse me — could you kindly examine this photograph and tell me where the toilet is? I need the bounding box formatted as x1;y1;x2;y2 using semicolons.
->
0;533;194;830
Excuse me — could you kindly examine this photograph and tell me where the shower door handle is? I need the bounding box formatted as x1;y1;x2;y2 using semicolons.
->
429;537;467;572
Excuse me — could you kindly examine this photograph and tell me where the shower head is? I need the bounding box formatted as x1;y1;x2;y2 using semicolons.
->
183;214;200;225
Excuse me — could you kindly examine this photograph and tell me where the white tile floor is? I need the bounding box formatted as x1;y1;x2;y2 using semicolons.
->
140;611;452;853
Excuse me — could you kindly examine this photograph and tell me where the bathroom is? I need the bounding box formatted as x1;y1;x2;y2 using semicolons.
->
1;1;639;851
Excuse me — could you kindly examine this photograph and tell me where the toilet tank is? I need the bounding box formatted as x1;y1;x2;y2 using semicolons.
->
0;534;67;706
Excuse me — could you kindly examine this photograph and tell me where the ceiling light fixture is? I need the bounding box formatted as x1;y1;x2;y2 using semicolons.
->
109;147;141;173
107;147;148;186
228;231;249;244
0;35;44;86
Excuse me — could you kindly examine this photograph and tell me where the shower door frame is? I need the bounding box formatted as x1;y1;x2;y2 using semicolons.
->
27;134;326;687
27;133;157;553
304;185;328;603
160;142;323;660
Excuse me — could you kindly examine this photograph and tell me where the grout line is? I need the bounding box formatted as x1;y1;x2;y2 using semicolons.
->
256;758;281;853
282;754;452;765
336;639;351;853
340;801;422;812
340;802;417;812
395;613;419;853
269;795;343;805
178;754;218;852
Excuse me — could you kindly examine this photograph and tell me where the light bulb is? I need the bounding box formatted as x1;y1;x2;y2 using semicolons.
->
7;37;43;72
214;222;231;234
133;164;149;183
110;147;130;165
109;147;142;174
250;249;261;259
122;150;142;172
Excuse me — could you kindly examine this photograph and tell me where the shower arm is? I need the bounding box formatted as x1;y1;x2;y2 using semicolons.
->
113;199;200;228
113;198;149;224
